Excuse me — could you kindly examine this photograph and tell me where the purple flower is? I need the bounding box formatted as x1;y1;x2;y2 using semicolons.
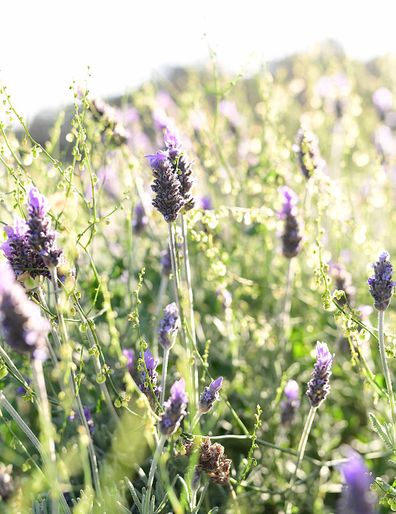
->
139;349;161;402
132;203;149;235
160;378;188;436
146;152;168;169
199;377;223;413
158;302;179;349
372;87;393;118
198;195;213;210
306;342;333;408
281;380;300;425
160;247;172;276
368;251;395;311
337;448;378;514
0;264;48;359
279;187;302;259
122;348;135;372
69;406;95;435
279;187;298;219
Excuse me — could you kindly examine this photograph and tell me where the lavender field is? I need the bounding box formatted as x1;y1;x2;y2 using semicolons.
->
0;43;396;513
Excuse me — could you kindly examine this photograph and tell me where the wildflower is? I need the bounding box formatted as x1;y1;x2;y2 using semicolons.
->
122;348;135;372
158;302;180;349
306;342;333;408
159;378;188;436
132;203;149;234
0;264;48;359
281;379;300;425
27;186;63;269
368;251;395;311
199;377;223;413
330;263;356;306
185;438;232;485
294;128;322;179
139;349;161;402
164;127;194;211
149;151;185;222
198;195;213;210
279;187;302;258
337;448;378;514
0;463;14;501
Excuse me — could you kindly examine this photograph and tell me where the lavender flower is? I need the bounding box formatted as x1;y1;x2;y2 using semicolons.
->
159;378;188;436
279;187;302;259
281;379;300;425
139;349;161;402
158;302;180;349
185;438;232;485
1;218;40;278
198;195;213;210
69;406;95;435
294;128;322;179
306;342;333;408
337;448;378;514
132;203;149;234
122;348;135;372
164;127;194;211
148;151;185;222
199;377;223;413
372;87;393;119
0;264;48;359
27;186;62;269
368;252;395;311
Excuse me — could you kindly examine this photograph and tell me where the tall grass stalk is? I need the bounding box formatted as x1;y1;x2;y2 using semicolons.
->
378;310;396;439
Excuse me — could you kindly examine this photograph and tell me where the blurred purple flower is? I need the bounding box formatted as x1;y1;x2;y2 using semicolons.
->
281;380;300;425
278;186;298;219
198;195;213;210
337;448;378;514
132;203;149;235
122;348;135;372
158;302;179;349
372;87;393;116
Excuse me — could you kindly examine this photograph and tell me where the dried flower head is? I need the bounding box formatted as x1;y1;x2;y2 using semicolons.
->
0;264;48;359
159;378;188;436
185;438;232;485
337;448;378;514
306;342;333;408
368;251;395;311
199;377;223;413
158;302;180;349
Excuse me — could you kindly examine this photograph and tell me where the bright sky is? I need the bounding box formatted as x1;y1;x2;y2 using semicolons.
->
1;0;396;119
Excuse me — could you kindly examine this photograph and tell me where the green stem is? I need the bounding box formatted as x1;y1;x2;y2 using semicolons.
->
160;348;170;406
50;269;102;497
180;214;199;410
285;406;317;514
144;435;166;513
378;310;396;440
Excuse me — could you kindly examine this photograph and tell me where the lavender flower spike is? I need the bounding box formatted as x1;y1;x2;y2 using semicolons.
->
158;302;180;349
306;342;333;408
199;377;223;413
368;251;395;311
279;186;302;259
0;263;48;359
139;349;161;402
27;186;63;270
337;448;378;514
160;378;188;436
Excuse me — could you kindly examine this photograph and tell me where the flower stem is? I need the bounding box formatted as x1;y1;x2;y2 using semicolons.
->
285;406;317;514
160;348;170;406
144;434;166;513
280;258;295;352
50;268;102;497
378;310;396;440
